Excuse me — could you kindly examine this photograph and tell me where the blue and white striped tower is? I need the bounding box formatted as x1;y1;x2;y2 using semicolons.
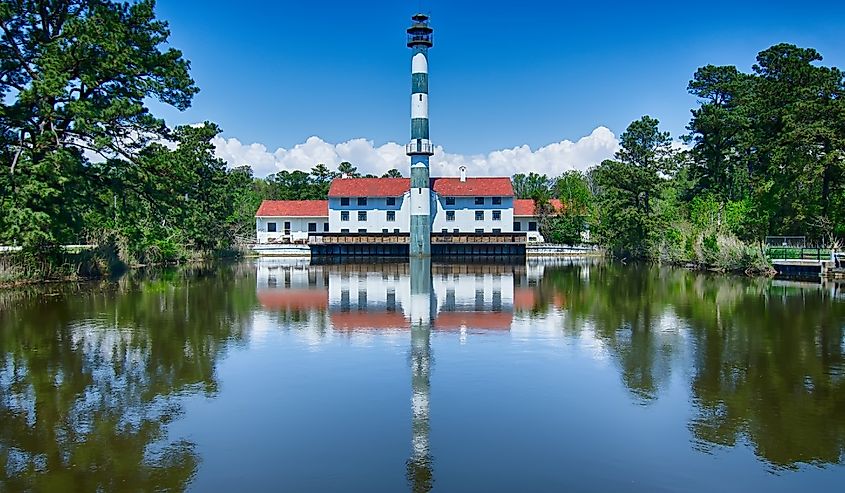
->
406;13;434;257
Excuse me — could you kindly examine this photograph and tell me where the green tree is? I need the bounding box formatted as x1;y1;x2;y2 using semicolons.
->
547;170;593;245
685;65;751;208
593;116;677;257
337;161;360;178
512;172;552;199
310;162;335;197
0;0;197;249
382;168;403;178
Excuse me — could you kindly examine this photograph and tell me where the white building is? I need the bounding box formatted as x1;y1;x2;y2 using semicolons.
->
255;200;328;244
255;174;549;244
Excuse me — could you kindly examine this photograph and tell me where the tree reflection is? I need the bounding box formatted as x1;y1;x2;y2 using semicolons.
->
536;262;845;468
0;263;253;491
686;282;845;468
537;263;686;402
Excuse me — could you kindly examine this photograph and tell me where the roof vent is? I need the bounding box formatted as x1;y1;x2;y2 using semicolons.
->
459;166;467;182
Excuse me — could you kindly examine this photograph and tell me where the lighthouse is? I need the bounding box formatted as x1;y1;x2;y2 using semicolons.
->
406;13;434;257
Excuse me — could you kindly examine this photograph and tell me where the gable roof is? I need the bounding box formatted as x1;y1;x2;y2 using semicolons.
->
326;176;516;198
256;200;328;217
432;177;514;197
513;198;564;217
328;178;411;197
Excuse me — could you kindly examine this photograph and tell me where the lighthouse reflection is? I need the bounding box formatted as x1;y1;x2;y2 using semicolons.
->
407;258;434;492
255;258;519;491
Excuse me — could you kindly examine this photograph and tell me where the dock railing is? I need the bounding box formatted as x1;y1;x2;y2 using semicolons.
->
308;232;527;245
766;247;833;262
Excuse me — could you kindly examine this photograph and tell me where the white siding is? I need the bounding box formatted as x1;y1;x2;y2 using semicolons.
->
431;196;514;233
512;217;540;233
256;216;328;244
328;194;411;233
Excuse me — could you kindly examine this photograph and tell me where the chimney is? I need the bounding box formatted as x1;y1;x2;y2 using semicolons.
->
459;166;467;182
341;173;348;179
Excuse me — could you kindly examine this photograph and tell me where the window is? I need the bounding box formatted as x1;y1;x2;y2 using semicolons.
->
340;197;350;206
394;228;400;233
323;222;329;232
308;222;317;232
387;211;395;222
529;221;538;231
492;197;502;205
357;197;367;206
475;228;484;233
386;197;396;206
341;211;350;221
475;211;484;221
492;210;501;221
341;228;350;233
493;228;501;233
358;211;367;221
475;197;484;205
453;228;459;233
446;211;455;221
442;228;448;233
382;228;388;233
514;221;521;231
358;228;367;233
267;222;277;232
284;221;291;234
445;197;455;206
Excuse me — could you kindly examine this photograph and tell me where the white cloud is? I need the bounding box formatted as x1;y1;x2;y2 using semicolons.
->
212;126;621;178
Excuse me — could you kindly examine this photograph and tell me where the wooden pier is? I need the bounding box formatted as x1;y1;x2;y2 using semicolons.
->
308;232;527;258
770;257;844;279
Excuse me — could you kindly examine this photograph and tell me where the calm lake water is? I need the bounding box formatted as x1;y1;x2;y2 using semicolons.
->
2;258;845;492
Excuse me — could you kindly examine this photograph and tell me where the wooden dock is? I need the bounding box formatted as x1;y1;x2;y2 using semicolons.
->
771;258;844;279
307;232;527;257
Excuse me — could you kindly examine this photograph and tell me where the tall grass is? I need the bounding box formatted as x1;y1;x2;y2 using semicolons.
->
0;245;125;286
658;225;774;275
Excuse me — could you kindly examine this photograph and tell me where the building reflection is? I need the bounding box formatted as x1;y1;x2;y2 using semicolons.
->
255;258;522;491
256;259;521;334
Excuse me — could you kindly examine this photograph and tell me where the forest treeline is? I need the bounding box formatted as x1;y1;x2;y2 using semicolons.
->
1;1;842;281
515;43;844;271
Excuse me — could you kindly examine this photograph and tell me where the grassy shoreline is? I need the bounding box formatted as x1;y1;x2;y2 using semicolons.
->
0;247;247;289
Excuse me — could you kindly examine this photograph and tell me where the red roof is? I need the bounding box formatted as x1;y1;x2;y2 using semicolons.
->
328;178;410;197
432;177;514;197
256;200;328;217
327;177;515;198
513;198;564;216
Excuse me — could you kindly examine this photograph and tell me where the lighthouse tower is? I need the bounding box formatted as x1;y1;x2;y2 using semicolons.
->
406;13;434;257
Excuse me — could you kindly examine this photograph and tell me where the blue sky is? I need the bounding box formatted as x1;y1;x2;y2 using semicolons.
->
152;0;845;176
